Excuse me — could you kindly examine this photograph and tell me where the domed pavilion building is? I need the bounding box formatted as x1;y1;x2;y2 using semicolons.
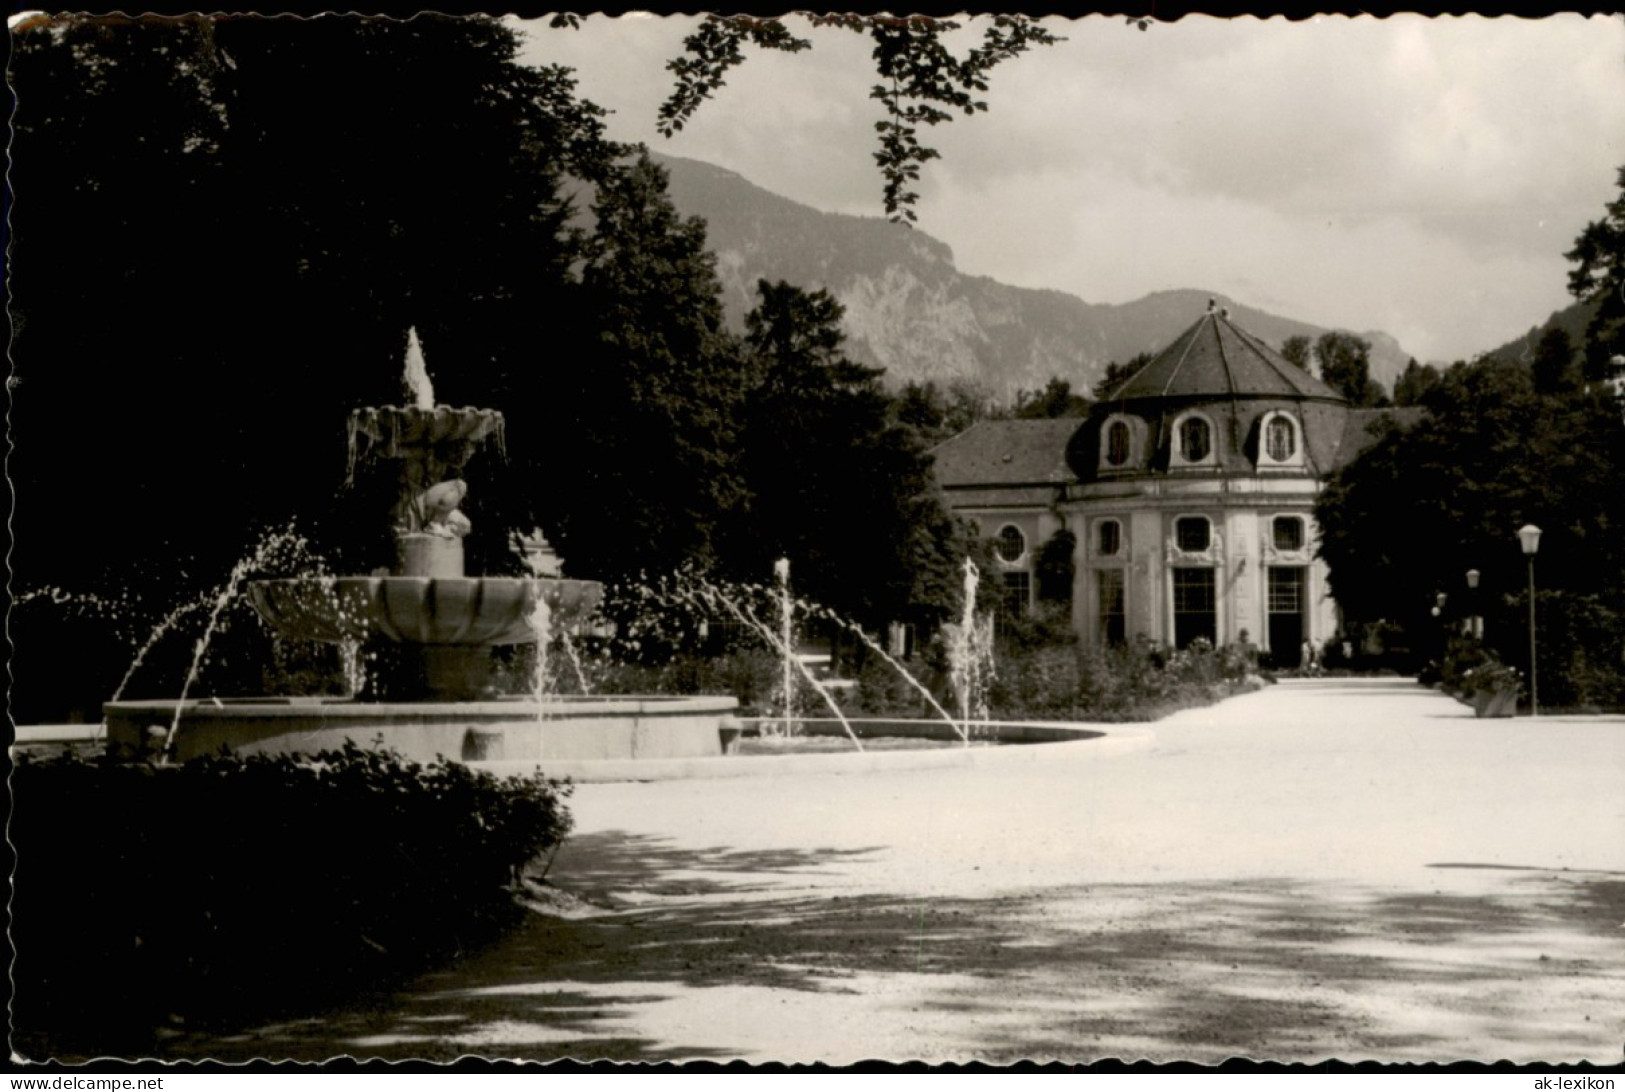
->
931;302;1406;665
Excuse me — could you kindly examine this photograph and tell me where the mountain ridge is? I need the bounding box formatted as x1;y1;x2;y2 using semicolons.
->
655;152;1415;401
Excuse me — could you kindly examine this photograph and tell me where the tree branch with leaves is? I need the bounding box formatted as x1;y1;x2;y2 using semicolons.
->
654;14;1061;223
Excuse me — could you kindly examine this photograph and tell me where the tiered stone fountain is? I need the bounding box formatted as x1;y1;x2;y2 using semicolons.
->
103;330;736;764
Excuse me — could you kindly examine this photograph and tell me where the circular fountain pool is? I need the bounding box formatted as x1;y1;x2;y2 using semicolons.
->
104;694;740;764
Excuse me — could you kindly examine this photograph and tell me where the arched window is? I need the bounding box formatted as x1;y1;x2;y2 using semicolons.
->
1178;416;1212;463
1105;420;1131;466
1266;416;1297;462
1097;519;1122;557
1175;516;1211;553
995;524;1027;564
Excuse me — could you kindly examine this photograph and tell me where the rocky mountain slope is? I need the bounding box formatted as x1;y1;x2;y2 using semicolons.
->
657;153;1413;402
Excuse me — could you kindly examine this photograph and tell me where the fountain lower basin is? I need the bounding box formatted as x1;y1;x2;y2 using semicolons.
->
104;694;739;764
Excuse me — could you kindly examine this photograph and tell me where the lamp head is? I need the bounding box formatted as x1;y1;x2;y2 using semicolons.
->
1518;524;1542;557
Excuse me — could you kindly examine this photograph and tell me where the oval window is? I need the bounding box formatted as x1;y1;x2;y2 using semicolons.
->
996;524;1026;563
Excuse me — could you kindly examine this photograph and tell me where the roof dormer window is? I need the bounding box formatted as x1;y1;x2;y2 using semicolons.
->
1181;418;1211;461
1098;413;1142;472
1106;420;1131;466
1257;410;1305;468
1170;411;1217;468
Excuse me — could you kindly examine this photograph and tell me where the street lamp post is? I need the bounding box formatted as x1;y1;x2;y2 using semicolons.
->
1518;525;1542;716
1431;591;1449;667
1465;569;1481;641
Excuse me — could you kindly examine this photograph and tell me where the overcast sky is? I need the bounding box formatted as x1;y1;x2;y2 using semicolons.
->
517;14;1625;365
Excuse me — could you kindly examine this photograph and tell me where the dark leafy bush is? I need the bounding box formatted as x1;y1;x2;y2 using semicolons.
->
586;646;790;715
847;652;941;718
1526;591;1625;711
10;743;572;1058
992;635;1256;722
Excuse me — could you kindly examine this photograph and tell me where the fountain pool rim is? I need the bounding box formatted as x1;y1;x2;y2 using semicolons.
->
104;694;739;765
105;693;733;717
468;717;1152;782
735;716;1109;745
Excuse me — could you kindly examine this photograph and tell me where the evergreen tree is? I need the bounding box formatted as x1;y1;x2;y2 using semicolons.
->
1530;328;1581;396
1392;358;1442;406
1315;331;1388;406
731;281;964;628
1566;164;1625;379
892;379;990;447
1014;376;1090;419
1316;357;1625;702
8;14;606;717
1093;352;1153;399
1279;335;1313;371
560;152;750;580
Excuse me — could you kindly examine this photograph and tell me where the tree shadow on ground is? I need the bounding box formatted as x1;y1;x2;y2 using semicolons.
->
163;833;1625;1065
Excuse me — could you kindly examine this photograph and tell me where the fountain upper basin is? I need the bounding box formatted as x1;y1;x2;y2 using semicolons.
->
247;575;603;645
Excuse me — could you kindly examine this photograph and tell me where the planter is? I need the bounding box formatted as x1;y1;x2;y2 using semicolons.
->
1470;685;1519;718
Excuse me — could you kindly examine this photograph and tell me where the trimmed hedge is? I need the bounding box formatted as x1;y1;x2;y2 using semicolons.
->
838;630;1259;723
10;743;572;1058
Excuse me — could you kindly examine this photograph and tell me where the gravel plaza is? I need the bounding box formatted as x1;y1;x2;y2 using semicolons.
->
168;677;1625;1065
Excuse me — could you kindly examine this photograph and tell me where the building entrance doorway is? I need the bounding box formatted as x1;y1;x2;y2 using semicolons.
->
1267;565;1307;666
1173;567;1217;648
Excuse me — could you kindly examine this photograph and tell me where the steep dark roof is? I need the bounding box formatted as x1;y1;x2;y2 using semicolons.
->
930;418;1081;489
1105;305;1345;403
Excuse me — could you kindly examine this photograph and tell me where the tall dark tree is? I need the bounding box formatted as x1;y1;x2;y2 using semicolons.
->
1034;529;1077;604
7;14;610;717
1530;327;1581;396
731;281;965;628
1014;376;1090;419
892;378;989;446
1093;352;1153;399
1565;164;1625;379
1392;358;1442;407
9;15;606;569
1315;331;1388;406
1316;357;1625;702
1279;335;1313;371
559;152;750;581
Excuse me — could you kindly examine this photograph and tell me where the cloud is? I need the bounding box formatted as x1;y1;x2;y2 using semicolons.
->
515;13;1625;363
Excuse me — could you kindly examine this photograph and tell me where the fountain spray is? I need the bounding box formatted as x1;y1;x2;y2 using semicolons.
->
662;573;864;752
402;326;435;409
775;557;796;737
162;527;312;760
947;557;994;737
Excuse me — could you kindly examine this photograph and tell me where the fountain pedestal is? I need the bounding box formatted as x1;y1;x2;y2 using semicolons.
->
397;533;463;579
